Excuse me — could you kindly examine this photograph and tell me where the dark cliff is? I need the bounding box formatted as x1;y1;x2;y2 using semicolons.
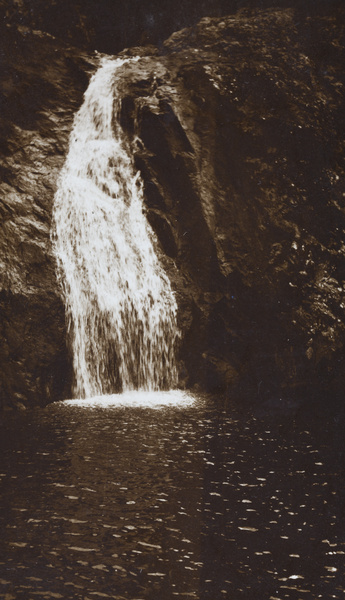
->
1;5;345;411
0;25;96;409
119;9;345;409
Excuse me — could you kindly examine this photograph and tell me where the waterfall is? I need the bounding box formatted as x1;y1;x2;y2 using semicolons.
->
52;57;179;399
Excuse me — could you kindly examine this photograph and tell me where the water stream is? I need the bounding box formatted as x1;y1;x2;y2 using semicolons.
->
52;57;178;398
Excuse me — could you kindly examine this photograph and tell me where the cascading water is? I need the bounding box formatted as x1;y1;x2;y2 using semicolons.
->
52;57;179;399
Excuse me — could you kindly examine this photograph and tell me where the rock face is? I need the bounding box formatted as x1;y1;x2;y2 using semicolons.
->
1;6;345;410
1;0;232;54
117;10;345;406
0;24;96;409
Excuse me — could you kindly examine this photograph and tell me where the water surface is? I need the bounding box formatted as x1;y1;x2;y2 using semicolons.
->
0;394;344;599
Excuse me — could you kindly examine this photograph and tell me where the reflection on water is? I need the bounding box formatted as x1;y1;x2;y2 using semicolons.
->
0;395;344;599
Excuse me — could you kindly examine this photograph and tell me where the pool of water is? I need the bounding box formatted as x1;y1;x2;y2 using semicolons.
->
0;393;344;599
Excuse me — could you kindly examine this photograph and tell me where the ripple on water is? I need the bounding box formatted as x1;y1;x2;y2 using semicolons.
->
0;397;344;599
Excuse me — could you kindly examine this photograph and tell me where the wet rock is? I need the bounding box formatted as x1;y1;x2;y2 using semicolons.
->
116;8;345;404
0;25;96;409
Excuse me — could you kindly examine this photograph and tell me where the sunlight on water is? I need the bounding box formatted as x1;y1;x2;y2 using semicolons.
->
52;57;179;398
63;390;196;409
1;402;344;599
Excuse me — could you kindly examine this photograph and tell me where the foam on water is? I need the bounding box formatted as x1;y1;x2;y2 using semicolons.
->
64;390;196;409
52;57;179;398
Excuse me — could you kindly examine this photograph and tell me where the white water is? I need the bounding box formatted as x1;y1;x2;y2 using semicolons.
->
64;390;196;409
52;57;179;398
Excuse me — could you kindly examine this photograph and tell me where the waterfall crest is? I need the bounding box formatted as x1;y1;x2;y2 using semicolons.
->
52;57;179;398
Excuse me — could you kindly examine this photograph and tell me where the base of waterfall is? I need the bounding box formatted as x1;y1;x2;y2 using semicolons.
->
63;390;196;409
